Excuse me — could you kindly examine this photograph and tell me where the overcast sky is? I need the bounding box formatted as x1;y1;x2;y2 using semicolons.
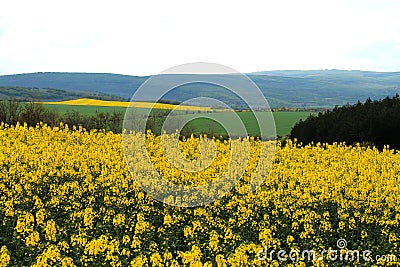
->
0;0;399;75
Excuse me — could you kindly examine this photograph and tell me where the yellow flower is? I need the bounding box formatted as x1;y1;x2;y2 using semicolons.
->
286;235;294;244
179;245;202;265
35;209;45;226
45;220;57;241
131;237;141;249
130;255;147;266
113;213;125;226
150;252;163;267
26;231;40;246
215;255;227;267
209;231;219;252
0;246;10;267
122;235;130;245
163;214;173;226
1;123;400;266
61;257;75;267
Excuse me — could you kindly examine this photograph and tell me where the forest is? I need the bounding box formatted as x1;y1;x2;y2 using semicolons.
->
291;95;400;149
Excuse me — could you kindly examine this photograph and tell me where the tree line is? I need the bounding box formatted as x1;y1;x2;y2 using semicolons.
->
0;100;198;137
0;100;123;133
290;95;400;150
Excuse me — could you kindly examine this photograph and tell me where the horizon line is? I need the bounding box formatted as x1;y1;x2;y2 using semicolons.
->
1;68;400;77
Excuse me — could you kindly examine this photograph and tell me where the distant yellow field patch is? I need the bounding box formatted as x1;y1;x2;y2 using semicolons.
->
43;98;212;111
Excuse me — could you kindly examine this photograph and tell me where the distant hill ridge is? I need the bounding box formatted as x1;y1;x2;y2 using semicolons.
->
0;85;125;101
249;69;400;77
0;70;399;108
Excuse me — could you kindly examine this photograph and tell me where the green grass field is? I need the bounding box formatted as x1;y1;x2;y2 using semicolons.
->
44;104;128;115
43;104;314;136
178;111;314;137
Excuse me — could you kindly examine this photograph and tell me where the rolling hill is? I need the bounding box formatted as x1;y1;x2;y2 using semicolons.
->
0;70;399;108
0;86;125;101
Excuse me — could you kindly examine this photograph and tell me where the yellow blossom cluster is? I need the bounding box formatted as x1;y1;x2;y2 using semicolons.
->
0;123;399;266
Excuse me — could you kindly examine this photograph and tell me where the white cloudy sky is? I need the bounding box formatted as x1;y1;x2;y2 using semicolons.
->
0;0;399;75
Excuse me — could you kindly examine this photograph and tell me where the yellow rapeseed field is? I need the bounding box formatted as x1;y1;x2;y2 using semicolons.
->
0;123;399;266
43;98;212;111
